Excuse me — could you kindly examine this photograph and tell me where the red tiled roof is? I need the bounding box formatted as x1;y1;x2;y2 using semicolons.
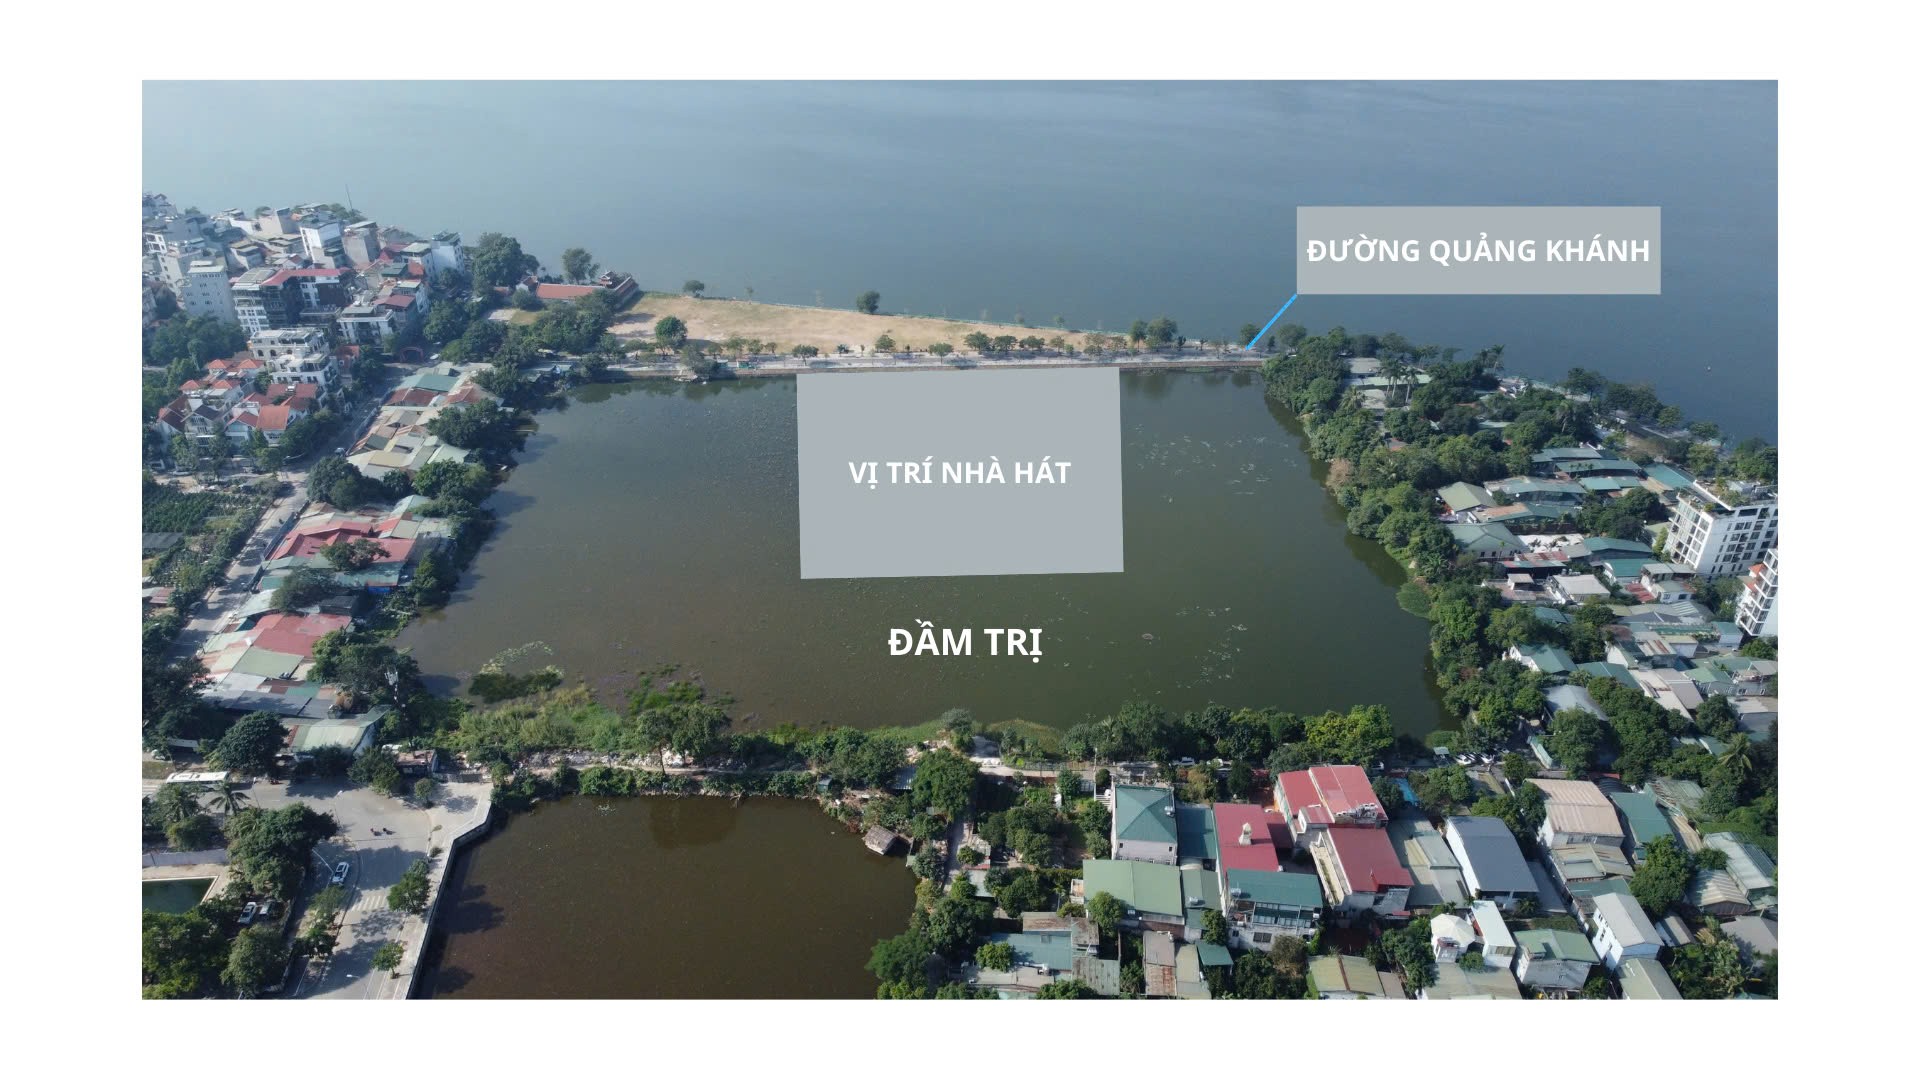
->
1213;803;1287;873
376;293;415;309
1327;827;1412;893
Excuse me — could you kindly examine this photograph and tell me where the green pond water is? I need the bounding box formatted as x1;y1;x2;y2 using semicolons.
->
396;371;1445;735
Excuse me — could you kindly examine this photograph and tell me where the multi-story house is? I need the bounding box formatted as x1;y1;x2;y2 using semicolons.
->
1736;546;1779;637
1110;785;1179;865
1274;764;1387;851
1309;826;1412;921
232;267;352;334
1588;891;1661;972
1668;489;1779;579
180;259;237;322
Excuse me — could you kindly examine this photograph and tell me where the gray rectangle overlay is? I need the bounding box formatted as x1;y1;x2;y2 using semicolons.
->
797;369;1123;579
1296;206;1661;294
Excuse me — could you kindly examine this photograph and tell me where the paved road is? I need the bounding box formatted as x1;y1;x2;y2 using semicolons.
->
165;473;309;661
252;778;490;1000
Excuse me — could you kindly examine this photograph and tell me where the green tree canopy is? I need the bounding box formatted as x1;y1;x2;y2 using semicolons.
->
222;924;289;997
561;248;600;283
212;712;285;775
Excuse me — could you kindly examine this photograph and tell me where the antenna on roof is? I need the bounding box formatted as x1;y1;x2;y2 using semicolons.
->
345;184;355;215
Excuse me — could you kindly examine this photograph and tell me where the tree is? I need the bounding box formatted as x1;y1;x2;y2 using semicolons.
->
350;746;408;796
653;315;688;350
867;926;934;993
152;782;203;826
975;941;1014;971
682;279;706;297
426;401;523;459
855;290;880;314
1546;708;1608;776
874;333;896;352
372;941;405;973
213;712;285;776
1201;909;1229;946
222;925;289;997
1034;978;1098;999
1086;891;1124;939
143;910;228;999
1304;705;1394;765
271;565;338;612
321;536;385;571
561;248;599;284
1669;929;1747;999
469;233;537;294
387;858;432;914
224;802;338;898
1629;836;1692;919
1372;776;1406;814
413;778;436;805
167;813;220;851
208;780;250;816
962;331;991;353
928;342;954;357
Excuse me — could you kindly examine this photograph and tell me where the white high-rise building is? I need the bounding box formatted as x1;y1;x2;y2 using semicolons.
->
1736;546;1779;638
1668;490;1778;579
179;259;237;322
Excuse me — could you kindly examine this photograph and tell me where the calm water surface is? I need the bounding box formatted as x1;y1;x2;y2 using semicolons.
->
143;81;1777;438
396;372;1446;735
422;796;912;998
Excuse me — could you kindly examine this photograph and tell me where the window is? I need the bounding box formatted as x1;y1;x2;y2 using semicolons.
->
1254;932;1272;945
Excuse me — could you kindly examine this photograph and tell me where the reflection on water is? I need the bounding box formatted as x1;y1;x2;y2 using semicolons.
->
424;796;912;999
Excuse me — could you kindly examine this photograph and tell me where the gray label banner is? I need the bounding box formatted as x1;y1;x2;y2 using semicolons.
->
797;369;1123;579
1296;206;1661;294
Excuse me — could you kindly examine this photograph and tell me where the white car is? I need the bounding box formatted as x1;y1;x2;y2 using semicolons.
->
1454;753;1476;766
330;861;350;885
238;901;258;925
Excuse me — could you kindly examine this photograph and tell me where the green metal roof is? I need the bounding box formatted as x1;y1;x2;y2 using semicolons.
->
1514;928;1599;963
988;930;1074;973
1196;942;1234;968
1231;868;1323;909
1438;482;1493;512
1082;859;1184;917
1576;661;1640;690
1176;804;1218;863
1608;791;1676;853
1113;785;1178;845
1518;643;1577;675
231;647;305;679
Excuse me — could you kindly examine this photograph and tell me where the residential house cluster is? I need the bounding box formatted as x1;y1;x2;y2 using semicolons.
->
153;328;344;450
347;365;494;479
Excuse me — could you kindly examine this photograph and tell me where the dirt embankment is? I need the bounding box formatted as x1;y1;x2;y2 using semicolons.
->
610;294;1101;354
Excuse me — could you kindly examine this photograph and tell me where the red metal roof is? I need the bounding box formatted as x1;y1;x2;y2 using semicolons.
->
247;612;351;658
1327;827;1412;893
1213;802;1287;873
1310;765;1381;820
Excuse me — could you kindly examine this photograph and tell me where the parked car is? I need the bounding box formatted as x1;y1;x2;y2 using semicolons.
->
330;861;350;885
1454;753;1476;766
238;901;258;925
255;899;275;919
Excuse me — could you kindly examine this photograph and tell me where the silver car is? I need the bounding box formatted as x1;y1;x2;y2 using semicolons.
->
330;861;350;885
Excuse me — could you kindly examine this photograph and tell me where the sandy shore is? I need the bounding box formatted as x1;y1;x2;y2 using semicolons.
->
611;294;1105;354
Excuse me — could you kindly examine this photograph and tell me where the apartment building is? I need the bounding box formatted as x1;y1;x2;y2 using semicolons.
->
1668;490;1779;579
1736;546;1779;638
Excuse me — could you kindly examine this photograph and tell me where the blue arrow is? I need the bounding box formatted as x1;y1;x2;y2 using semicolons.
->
1244;293;1299;352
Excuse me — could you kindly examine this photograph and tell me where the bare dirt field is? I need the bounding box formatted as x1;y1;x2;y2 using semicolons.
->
610;294;1100;354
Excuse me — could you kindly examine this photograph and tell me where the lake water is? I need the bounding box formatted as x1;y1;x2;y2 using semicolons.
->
420;795;913;998
142;81;1777;439
395;371;1447;735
